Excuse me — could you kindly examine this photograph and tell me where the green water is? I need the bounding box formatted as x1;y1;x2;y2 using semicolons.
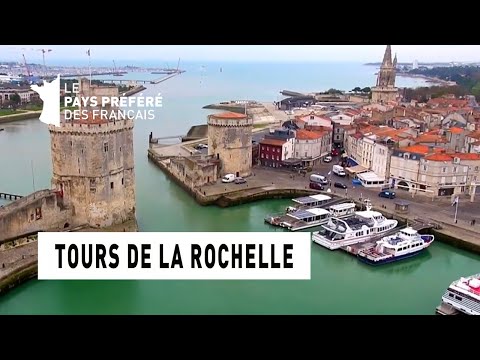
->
1;117;480;314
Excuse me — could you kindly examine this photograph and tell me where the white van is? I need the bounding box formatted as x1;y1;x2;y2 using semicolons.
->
310;174;328;185
221;174;236;183
332;165;346;177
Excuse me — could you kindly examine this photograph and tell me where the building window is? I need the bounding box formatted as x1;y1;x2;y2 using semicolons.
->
476;166;479;171
277;148;280;153
104;142;109;152
277;156;279;161
267;146;270;151
90;179;96;189
261;146;264;151
266;154;269;159
120;146;122;152
122;178;124;185
423;165;427;171
310;115;314;120
261;153;264;158
442;167;446;173
464;166;468;173
110;182;114;189
35;207;42;220
453;166;457;173
305;152;307;157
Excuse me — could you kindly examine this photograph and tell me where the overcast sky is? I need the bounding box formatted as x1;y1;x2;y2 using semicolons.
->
1;45;479;64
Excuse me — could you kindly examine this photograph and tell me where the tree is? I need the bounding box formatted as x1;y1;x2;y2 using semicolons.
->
10;92;21;110
352;87;362;93
361;87;371;93
471;82;480;101
327;88;343;95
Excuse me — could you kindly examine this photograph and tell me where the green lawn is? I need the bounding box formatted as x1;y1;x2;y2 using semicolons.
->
0;109;28;116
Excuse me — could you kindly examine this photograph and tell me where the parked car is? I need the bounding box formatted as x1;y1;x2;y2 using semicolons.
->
379;190;396;199
234;177;246;184
334;182;348;189
222;174;235;183
194;143;208;150
323;156;332;163
309;181;324;190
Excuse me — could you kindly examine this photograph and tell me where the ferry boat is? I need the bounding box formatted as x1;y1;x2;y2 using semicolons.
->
311;201;398;250
282;202;356;231
357;227;434;266
439;273;480;315
286;194;332;213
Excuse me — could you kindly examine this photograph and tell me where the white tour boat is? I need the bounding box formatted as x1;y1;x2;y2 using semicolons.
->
440;273;480;315
283;202;356;231
357;227;434;265
311;201;398;250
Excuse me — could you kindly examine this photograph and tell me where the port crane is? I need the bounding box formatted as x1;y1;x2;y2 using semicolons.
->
37;48;52;76
22;54;31;77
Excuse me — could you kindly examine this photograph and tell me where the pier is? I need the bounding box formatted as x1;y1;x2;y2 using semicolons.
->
0;192;23;201
94;71;184;85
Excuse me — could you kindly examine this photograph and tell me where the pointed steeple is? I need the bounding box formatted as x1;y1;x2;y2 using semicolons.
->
393;53;397;68
382;45;392;67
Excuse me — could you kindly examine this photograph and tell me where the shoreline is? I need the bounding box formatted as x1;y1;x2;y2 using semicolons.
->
396;72;456;86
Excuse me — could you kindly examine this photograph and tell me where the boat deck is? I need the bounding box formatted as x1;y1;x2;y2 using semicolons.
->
341;220;437;256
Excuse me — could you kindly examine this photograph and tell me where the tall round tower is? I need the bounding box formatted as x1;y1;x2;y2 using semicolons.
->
207;111;253;178
49;79;136;228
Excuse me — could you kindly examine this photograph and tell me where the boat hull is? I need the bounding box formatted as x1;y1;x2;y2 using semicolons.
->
357;248;427;266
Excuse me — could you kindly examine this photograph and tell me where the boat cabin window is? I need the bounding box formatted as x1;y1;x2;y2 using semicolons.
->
455;295;462;301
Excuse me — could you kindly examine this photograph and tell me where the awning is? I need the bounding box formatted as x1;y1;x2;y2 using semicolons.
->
345;165;368;175
357;171;386;182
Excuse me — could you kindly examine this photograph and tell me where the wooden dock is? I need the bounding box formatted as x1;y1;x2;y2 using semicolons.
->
0;192;23;201
341;219;437;256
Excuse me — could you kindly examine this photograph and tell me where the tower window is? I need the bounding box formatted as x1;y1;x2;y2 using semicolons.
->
120;146;122;152
110;182;114;189
122;178;124;185
104;142;109;152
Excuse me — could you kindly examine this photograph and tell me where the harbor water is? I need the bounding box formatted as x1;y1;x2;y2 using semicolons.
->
1;63;479;314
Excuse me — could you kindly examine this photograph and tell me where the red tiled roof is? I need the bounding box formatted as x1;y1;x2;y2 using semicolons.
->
209;111;247;119
424;153;455;161
399;145;444;155
259;138;286;147
414;134;448;143
424;152;480;161
467;131;480;140
296;129;323;140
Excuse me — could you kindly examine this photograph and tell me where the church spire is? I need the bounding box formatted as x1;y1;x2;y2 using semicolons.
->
393;53;397;68
382;45;392;67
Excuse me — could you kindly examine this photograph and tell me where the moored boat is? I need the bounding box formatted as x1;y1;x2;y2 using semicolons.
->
312;201;398;250
357;227;434;265
439;273;480;315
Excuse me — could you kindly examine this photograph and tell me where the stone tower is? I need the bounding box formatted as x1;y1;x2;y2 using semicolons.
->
207;111;253;178
371;45;399;104
49;78;136;228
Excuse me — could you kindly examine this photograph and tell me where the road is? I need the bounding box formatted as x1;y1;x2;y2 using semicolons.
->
308;156;480;228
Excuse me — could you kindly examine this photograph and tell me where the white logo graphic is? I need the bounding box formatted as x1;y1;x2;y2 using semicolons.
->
30;74;61;127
